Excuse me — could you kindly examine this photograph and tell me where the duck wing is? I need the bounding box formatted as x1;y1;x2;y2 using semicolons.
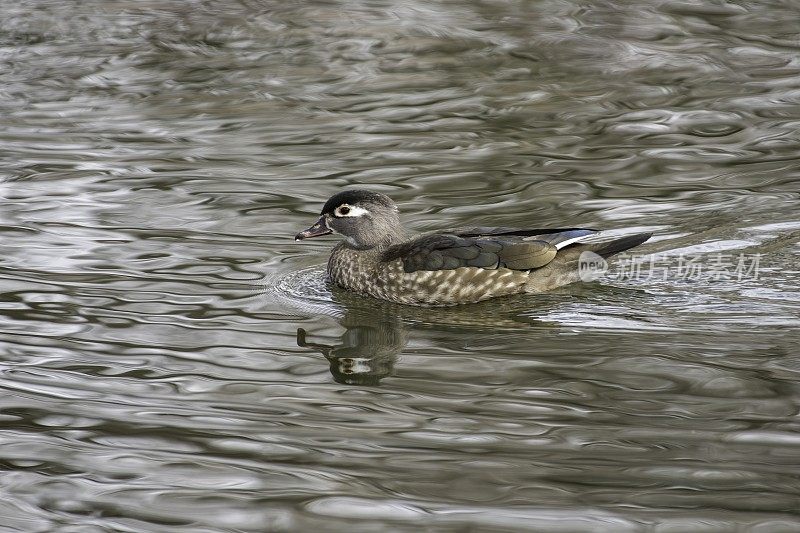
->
381;228;598;273
450;227;599;248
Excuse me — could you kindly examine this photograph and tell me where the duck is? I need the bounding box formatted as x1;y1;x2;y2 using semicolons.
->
295;189;651;306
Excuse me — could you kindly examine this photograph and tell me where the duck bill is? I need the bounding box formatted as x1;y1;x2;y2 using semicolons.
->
295;216;332;241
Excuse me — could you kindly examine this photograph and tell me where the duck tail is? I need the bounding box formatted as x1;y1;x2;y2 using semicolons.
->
591;232;652;259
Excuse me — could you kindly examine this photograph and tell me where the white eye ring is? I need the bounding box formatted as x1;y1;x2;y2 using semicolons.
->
334;205;369;217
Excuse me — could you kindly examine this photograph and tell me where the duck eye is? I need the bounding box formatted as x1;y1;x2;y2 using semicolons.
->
337;206;351;216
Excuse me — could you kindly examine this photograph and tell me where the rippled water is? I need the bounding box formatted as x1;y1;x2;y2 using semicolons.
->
1;1;799;531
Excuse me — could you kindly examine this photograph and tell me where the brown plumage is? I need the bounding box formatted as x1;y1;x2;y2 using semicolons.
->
295;190;651;306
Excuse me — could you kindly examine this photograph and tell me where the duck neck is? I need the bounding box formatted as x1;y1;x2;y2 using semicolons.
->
378;227;405;249
346;228;404;252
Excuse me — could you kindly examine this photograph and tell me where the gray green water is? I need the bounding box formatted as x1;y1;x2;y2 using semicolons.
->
1;1;800;531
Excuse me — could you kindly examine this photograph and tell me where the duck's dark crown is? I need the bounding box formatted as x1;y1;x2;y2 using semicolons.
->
321;189;395;214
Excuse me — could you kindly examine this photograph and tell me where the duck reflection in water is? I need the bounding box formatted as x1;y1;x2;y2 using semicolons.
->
296;287;562;386
296;311;405;386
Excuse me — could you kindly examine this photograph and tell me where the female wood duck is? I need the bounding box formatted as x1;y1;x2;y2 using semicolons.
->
295;190;651;306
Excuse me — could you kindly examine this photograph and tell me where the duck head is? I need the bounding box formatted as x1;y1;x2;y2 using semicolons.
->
295;189;403;249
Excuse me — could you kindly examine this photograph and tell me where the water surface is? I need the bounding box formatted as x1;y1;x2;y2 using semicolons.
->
1;1;800;531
